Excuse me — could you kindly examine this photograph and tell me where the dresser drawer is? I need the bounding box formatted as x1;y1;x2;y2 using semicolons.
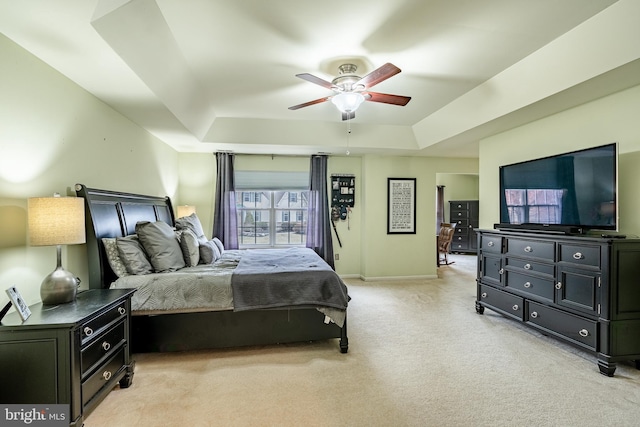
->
451;201;470;210
451;209;468;220
82;347;125;407
526;301;597;350
505;271;555;302
453;219;469;229
81;320;126;376
480;235;503;253
81;302;127;345
479;285;524;320
505;257;555;277
452;239;469;251
558;243;601;269
506;238;555;261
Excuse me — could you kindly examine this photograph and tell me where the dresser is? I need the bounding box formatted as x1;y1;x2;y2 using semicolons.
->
449;200;479;254
475;229;640;376
0;289;135;426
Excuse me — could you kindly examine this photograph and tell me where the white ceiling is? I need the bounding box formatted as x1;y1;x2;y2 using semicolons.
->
1;0;637;157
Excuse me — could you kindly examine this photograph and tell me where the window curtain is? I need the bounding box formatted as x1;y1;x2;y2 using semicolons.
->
213;152;239;249
436;185;445;232
306;155;335;269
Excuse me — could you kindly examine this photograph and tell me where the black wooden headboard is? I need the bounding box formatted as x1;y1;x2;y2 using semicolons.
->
75;184;175;289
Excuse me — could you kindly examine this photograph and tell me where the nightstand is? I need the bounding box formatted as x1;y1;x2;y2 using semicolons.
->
0;289;135;426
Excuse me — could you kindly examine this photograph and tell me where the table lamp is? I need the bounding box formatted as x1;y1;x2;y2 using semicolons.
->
28;194;86;304
177;205;196;218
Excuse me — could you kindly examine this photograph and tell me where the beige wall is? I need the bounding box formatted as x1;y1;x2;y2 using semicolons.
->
479;84;640;235
0;34;179;308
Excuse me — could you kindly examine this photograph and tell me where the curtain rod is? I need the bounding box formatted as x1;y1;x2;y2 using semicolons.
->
214;151;331;158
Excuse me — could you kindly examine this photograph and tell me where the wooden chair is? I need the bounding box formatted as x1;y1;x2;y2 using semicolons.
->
437;223;457;266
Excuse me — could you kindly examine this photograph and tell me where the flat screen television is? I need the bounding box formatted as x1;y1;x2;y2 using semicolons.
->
499;143;617;233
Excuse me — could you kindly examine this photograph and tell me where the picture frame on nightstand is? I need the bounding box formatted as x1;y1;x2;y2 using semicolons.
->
5;286;31;322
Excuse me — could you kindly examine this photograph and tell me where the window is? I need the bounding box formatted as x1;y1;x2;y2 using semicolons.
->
236;190;308;247
505;189;564;224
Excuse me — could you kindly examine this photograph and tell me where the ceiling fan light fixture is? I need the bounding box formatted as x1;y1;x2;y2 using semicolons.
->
331;92;365;113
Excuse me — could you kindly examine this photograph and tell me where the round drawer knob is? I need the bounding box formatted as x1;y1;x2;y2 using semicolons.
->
512;304;519;311
102;341;111;351
524;246;532;253
103;371;112;381
118;307;126;315
573;252;583;260
84;327;93;337
487;241;494;247
481;292;488;298
555;282;562;290
579;329;589;337
524;282;531;288
499;268;504;275
524;264;531;270
531;311;538;319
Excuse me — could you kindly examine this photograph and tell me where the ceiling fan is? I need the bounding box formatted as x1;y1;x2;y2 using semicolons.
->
288;62;411;120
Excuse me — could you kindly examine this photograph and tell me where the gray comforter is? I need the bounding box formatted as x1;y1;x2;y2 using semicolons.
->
231;247;349;322
110;247;348;326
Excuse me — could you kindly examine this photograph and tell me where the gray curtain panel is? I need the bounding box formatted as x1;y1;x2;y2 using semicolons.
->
213;152;239;249
306;154;335;269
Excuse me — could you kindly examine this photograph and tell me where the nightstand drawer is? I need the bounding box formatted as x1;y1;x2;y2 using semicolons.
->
81;301;127;345
81;320;126;376
82;347;125;407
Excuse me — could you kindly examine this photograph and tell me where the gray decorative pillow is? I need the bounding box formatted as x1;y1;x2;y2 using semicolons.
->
212;237;225;255
175;213;206;240
102;238;129;278
199;239;222;264
178;229;200;267
116;235;153;275
135;221;186;273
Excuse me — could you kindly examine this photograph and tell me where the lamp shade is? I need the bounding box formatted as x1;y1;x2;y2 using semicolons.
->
177;205;196;218
331;92;365;113
28;197;86;246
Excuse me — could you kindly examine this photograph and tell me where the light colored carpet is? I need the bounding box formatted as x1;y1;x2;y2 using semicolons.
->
86;254;640;426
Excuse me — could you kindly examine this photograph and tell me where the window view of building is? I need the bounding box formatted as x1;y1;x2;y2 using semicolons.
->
236;190;308;246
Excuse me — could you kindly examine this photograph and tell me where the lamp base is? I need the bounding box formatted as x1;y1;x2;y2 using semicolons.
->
40;266;79;305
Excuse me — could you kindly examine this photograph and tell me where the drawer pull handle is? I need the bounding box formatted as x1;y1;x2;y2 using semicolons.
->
579;329;589;337
524;263;531;270
512;304;519;311
524;246;532;253
573;252;583;260
118;307;126;315
481;292;487;298
457;212;462;216
487;241;494;247
84;327;93;337
531;311;538;319
499;268;504;275
524;282;531;288
103;371;112;381
102;341;111;351
555;282;562;290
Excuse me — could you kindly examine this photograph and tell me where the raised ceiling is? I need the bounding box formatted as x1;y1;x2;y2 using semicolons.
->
1;0;638;157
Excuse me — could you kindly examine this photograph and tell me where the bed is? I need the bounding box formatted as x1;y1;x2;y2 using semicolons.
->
75;184;349;354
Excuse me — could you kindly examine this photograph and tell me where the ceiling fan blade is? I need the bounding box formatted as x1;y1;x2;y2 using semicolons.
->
342;111;356;121
365;91;411;106
295;73;336;89
355;63;401;89
288;96;331;110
